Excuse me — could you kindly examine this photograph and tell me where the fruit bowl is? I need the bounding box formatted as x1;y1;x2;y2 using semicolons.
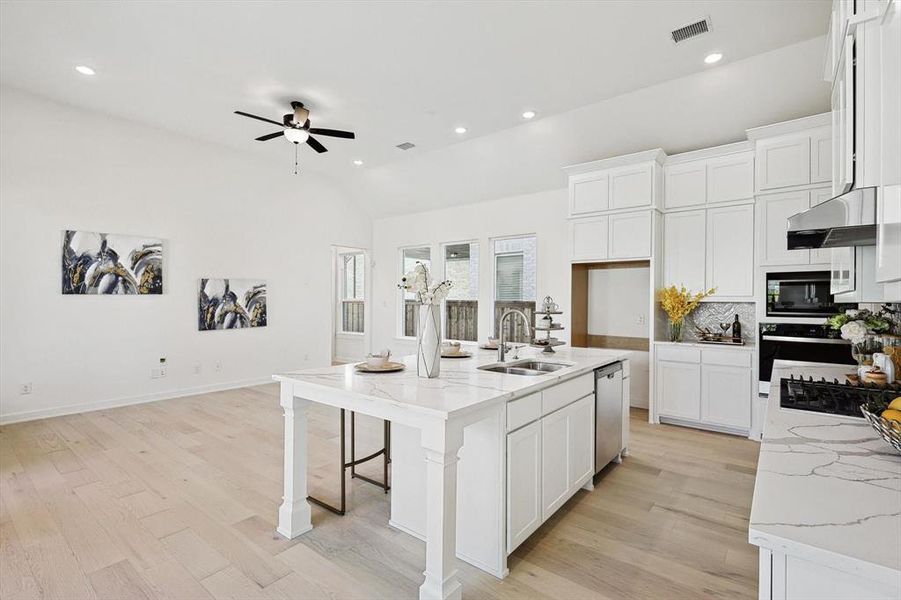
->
860;400;901;454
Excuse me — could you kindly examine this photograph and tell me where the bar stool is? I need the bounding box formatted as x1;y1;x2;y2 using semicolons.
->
307;409;391;515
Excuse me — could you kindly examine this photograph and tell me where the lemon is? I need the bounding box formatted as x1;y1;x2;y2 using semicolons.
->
888;397;901;411
881;409;901;422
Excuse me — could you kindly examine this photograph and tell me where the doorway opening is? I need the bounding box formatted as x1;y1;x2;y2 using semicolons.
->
332;246;368;365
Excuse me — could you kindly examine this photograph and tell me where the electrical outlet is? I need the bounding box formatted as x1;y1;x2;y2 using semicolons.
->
150;367;161;379
19;382;32;395
304;354;309;361
215;361;222;373
159;367;167;378
194;362;202;375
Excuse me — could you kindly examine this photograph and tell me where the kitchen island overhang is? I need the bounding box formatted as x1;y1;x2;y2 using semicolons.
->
273;347;629;600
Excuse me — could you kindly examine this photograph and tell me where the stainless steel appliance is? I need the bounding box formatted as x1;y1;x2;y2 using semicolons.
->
595;362;623;474
787;187;876;249
765;271;855;318
759;323;857;394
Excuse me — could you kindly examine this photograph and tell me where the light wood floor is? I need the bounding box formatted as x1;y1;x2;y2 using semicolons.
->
0;384;760;599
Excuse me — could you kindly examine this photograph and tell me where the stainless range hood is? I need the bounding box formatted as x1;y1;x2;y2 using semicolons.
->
787;187;877;249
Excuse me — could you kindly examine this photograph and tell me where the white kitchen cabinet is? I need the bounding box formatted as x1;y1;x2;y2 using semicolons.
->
876;189;901;284
609;210;652;259
701;364;752;429
656;360;701;421
566;395;594;490
570;173;610;216
832;35;854;195
506;420;542;552
809;187;835;264
706;203;754;297
610;163;655;209
663;209;706;290
664;161;707;209
756;135;811;191
569;215;608;261
759;191;811;265
706;151;755;204
540;406;569;520
809;126;833;184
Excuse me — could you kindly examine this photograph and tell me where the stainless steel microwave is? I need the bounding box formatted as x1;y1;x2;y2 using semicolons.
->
765;271;856;318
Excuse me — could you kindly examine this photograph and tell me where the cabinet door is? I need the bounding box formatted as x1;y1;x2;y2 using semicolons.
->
756;135;811;191
570;216;609;261
876;2;901;284
610;164;654;209
609;210;651;259
700;364;752;429
656;360;701;420
759;191;811;265
663;210;706;291
507;420;542;552
810;188;835;264
706;152;755;204
707;204;754;297
540;408;569;520
809;126;833;184
665;161;707;209
831;246;856;294
566;396;594;490
570;173;609;216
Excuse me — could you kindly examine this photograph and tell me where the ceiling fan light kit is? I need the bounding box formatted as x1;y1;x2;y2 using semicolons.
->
234;101;355;173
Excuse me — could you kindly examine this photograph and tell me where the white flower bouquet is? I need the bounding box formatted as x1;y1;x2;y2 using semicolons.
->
399;262;452;305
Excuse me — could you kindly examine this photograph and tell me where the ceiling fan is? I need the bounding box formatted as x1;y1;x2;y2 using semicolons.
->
234;101;355;154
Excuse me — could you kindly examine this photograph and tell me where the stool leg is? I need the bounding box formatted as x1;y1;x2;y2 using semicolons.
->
350;411;356;479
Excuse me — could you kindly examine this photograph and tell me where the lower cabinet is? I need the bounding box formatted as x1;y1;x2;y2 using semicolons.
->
507;393;595;552
655;345;753;434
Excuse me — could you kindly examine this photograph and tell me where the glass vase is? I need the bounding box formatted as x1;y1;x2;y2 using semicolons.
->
669;320;684;343
417;303;441;378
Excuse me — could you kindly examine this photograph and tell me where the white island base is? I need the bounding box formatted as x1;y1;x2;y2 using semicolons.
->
274;348;629;600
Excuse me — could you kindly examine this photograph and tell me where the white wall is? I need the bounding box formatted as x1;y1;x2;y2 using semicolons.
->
587;267;649;337
0;87;371;423
370;189;569;357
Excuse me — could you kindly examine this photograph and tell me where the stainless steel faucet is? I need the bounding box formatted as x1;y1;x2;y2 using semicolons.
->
498;309;534;362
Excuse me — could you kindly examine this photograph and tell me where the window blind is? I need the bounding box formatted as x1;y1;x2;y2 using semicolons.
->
495;254;524;300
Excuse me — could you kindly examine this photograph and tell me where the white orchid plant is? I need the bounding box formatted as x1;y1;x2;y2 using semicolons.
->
399;261;452;306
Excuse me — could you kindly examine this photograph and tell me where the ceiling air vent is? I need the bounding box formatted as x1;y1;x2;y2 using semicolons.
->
396;142;416;151
671;17;711;44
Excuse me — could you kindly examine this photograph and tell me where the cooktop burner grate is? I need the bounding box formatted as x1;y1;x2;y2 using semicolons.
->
779;376;901;418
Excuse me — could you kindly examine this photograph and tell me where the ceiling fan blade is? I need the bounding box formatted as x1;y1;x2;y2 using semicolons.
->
234;110;285;128
255;131;285;141
306;136;328;153
308;128;355;139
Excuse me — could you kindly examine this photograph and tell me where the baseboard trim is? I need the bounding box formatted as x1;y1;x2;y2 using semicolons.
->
0;377;273;425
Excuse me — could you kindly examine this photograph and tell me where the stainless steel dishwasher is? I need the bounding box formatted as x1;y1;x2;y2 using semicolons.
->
595;362;623;474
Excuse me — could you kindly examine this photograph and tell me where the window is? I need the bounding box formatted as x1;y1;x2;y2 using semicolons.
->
493;236;537;343
401;246;431;337
339;252;365;333
443;242;479;341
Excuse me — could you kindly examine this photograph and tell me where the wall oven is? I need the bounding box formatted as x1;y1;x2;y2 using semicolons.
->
765;271;855;318
758;323;857;394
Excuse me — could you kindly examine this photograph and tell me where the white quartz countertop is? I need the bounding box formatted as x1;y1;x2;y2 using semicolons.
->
749;360;901;583
274;347;627;420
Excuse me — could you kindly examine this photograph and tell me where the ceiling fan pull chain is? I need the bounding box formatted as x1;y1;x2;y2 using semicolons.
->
294;142;298;175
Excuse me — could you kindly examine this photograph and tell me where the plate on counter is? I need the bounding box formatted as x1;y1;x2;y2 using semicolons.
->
479;343;499;350
441;351;473;358
354;361;406;373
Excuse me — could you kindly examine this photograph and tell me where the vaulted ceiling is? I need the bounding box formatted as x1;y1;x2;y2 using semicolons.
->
0;1;831;216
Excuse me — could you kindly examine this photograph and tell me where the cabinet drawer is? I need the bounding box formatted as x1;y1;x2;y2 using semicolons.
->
702;348;752;368
541;373;594;416
507;392;541;432
655;345;701;363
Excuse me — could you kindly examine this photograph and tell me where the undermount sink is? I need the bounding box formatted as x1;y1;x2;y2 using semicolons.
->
478;361;569;376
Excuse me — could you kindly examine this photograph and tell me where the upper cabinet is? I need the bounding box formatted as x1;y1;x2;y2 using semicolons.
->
748;116;832;193
706;204;754;297
664;145;754;209
565;149;665;218
755;135;811;191
570;210;652;262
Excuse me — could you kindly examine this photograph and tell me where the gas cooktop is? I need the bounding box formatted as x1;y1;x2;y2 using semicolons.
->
779;376;900;418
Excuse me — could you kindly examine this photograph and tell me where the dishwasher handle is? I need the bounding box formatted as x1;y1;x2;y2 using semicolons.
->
596;361;623;379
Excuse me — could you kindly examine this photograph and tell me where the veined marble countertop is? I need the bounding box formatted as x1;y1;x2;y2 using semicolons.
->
274;347;627;420
749;360;901;585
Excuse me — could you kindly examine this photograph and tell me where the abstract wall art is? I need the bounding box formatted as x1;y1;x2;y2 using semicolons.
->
62;230;164;294
198;278;267;331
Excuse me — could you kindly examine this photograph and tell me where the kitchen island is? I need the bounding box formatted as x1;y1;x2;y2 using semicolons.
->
273;347;628;600
750;360;901;600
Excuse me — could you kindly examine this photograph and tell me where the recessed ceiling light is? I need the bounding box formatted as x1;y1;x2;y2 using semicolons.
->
353;159;363;166
704;52;723;64
522;110;536;119
75;65;96;76
454;126;467;134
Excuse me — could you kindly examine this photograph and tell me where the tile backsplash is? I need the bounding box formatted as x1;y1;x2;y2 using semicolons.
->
684;302;757;343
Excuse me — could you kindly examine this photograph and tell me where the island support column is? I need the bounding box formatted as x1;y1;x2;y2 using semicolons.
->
277;382;313;538
419;420;465;600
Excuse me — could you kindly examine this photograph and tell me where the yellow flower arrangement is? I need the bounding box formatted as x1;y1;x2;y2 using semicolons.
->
657;285;716;325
